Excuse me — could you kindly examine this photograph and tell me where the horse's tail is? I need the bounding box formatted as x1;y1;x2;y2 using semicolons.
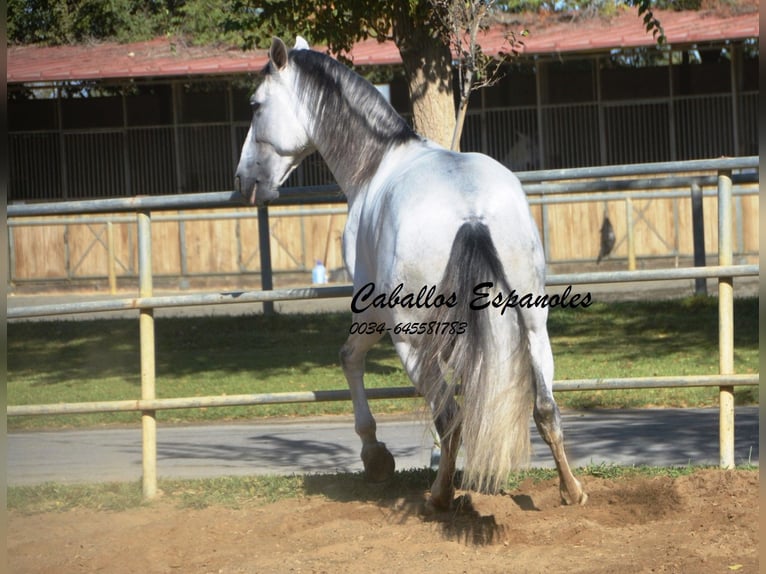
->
419;219;534;493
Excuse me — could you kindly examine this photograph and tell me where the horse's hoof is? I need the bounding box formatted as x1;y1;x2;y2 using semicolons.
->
361;442;395;483
560;486;588;506
423;497;448;516
426;482;455;513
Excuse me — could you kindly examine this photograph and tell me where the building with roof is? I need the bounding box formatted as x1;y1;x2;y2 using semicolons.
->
8;8;758;202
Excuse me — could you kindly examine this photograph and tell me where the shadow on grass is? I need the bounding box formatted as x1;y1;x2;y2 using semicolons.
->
9;297;759;390
9;312;399;388
547;297;757;363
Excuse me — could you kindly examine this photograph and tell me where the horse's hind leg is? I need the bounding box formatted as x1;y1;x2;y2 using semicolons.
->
429;390;461;510
526;314;587;506
340;330;395;483
533;379;587;505
395;342;460;510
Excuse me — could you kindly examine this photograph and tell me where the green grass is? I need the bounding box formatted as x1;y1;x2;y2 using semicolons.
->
548;296;759;408
7;296;759;430
8;464;757;515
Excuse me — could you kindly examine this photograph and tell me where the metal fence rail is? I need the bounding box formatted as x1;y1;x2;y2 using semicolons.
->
7;264;759;320
8;157;759;218
7;157;759;499
7;374;759;417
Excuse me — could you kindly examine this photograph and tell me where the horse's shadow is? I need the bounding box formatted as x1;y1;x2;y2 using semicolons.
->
421;493;506;545
303;468;535;546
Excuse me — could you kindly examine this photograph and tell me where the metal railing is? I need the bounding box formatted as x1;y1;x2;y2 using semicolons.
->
7;157;759;499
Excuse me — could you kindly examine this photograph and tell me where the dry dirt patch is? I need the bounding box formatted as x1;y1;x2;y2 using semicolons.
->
9;469;758;573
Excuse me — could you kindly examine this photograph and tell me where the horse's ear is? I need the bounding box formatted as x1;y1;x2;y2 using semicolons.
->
269;37;289;71
294;36;310;50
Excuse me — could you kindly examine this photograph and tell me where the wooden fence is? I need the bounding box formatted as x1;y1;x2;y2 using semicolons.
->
8;177;759;290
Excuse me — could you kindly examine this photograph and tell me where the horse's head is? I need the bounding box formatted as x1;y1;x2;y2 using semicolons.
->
235;37;314;206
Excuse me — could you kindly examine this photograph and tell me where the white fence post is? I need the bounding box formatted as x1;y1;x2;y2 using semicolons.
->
137;211;158;499
717;170;735;470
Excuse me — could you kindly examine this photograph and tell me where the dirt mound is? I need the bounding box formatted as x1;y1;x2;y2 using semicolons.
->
9;469;758;573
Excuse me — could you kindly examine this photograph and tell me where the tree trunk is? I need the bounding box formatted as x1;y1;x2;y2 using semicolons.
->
392;7;456;149
451;95;469;151
451;64;474;151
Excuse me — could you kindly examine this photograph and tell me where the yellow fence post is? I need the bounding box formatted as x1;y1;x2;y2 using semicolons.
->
137;211;158;498
717;170;735;470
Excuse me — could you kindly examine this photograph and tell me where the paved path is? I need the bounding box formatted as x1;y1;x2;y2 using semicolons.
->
7;407;758;485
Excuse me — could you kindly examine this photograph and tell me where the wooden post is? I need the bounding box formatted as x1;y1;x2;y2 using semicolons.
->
717;170;735;470
107;221;117;295
178;218;189;290
625;197;636;271
137;211;158;498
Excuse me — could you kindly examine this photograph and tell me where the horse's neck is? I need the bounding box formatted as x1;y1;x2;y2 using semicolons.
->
299;79;419;201
316;135;430;205
316;149;364;201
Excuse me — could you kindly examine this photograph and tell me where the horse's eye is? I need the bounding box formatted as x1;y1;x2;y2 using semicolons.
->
251;101;262;113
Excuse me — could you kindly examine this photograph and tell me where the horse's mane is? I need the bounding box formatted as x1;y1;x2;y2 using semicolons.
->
287;49;420;187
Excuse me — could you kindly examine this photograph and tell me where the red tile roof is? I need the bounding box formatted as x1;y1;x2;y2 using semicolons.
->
479;7;758;56
7;37;271;83
7;9;758;83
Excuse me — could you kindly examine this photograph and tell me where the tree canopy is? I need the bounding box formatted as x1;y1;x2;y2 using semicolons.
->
9;0;666;49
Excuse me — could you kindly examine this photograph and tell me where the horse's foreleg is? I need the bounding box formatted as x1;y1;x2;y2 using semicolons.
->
340;331;394;482
527;325;587;506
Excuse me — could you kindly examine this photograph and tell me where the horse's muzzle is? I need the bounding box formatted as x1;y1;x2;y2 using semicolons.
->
235;175;279;207
234;175;259;206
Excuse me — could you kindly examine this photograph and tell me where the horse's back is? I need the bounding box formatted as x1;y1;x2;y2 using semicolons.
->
384;144;526;207
367;143;544;287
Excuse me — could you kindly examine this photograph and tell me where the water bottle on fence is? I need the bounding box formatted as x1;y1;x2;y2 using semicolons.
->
312;260;327;284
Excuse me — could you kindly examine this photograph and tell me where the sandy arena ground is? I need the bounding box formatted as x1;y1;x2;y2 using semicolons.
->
8;468;758;573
